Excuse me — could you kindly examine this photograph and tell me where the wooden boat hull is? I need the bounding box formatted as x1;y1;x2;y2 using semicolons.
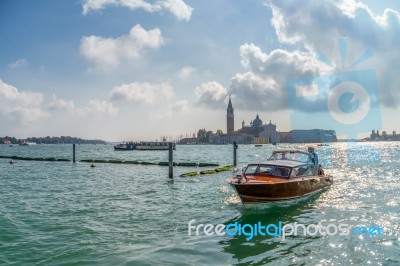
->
228;175;333;205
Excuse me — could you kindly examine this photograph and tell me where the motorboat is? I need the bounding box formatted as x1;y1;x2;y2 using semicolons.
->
227;150;333;208
114;142;136;150
114;141;176;151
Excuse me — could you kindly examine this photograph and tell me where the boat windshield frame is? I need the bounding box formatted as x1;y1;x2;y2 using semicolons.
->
244;164;291;178
268;150;310;164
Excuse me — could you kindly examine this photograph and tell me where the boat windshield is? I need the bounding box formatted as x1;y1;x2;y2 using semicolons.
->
244;164;290;178
268;151;309;163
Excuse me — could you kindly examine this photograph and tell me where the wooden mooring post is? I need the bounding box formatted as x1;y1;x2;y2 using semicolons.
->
73;144;76;163
233;141;238;167
168;142;173;178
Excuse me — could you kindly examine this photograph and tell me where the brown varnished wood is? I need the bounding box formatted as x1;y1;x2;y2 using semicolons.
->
228;175;333;203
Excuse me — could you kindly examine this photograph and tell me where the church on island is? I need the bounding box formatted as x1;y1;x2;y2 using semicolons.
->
208;97;337;144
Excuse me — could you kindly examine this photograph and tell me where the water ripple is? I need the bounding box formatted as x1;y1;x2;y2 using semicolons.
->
0;143;399;265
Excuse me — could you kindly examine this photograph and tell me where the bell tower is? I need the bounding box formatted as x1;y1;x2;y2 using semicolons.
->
227;96;234;134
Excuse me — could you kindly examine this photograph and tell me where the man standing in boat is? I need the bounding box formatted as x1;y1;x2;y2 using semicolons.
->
307;146;319;174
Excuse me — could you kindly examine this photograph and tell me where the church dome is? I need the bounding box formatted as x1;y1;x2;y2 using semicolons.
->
252;114;263;127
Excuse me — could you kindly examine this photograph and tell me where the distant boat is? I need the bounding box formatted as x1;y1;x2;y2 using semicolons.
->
272;142;277;145
9;144;15;147
317;144;329;147
19;141;36;146
114;141;176;151
254;144;263;147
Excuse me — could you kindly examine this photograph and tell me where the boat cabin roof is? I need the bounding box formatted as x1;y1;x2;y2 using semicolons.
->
249;150;311;168
248;160;307;168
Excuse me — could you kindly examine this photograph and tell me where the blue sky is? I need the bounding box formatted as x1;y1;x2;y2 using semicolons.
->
1;0;400;141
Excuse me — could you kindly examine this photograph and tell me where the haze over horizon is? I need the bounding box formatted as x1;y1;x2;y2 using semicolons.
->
1;0;400;142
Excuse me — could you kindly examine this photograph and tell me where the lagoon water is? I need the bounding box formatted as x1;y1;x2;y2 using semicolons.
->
0;143;399;265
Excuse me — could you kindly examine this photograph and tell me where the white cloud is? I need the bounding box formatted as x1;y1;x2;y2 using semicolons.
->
269;0;395;49
82;0;193;21
193;45;327;112
0;80;42;106
239;43;321;78
160;0;193;21
109;82;174;103
8;58;28;69
48;95;116;117
77;99;117;116
176;66;196;80
267;0;400;107
80;24;163;70
7;108;48;123
194;81;228;109
170;100;188;112
48;95;75;111
229;43;327;112
0;79;48;122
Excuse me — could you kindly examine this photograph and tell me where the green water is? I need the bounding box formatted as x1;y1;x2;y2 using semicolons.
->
0;143;399;265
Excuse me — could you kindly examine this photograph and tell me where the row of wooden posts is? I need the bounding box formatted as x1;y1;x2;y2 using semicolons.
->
72;142;238;178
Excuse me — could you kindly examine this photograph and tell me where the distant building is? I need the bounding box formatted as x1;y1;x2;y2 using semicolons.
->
370;129;380;140
3;139;11;145
179;137;198;144
290;129;337;143
239;117;280;143
279;132;293;143
226;96;234;134
239;114;263;136
209;132;254;144
369;129;399;141
208;98;337;144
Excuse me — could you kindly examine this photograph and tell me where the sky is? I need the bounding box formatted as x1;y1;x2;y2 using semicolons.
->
1;0;400;141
